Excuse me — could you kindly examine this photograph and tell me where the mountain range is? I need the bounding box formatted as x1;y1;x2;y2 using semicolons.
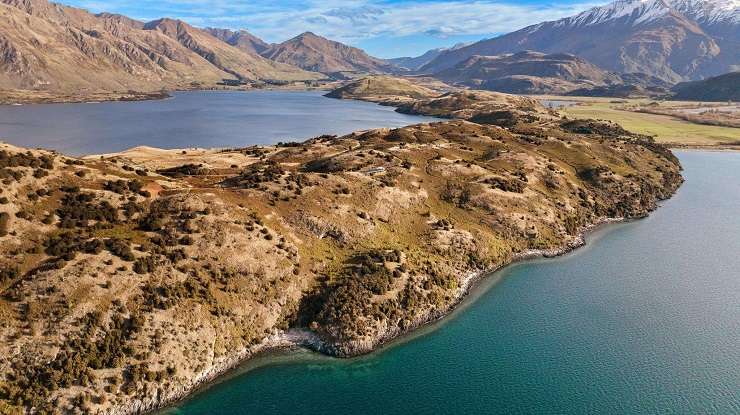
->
0;0;737;98
420;0;739;83
0;0;323;93
433;50;673;95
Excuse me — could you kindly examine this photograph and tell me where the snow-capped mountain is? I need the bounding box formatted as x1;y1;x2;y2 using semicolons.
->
552;0;674;28
421;0;739;82
667;0;739;25
553;0;738;28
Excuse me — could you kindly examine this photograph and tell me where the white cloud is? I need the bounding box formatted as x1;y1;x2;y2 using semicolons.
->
69;0;602;44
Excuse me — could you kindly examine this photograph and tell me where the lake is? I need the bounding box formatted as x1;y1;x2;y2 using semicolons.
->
163;151;740;414
0;91;438;156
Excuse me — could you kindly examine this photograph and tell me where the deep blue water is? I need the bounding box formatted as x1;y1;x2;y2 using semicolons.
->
165;151;740;414
0;91;437;156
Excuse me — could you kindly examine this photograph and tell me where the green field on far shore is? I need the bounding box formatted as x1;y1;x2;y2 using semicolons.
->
556;99;740;146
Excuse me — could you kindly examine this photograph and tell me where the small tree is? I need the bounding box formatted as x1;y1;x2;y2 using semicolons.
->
0;212;10;236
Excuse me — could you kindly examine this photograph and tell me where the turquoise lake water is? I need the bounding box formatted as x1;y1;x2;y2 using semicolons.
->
0;91;438;156
164;151;740;414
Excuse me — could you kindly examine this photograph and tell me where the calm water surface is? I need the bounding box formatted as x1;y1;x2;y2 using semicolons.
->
165;151;740;414
0;91;438;155
539;99;579;109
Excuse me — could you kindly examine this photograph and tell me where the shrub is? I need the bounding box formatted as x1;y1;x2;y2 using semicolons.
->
0;212;9;236
482;176;525;193
133;256;157;274
0;265;19;283
441;181;473;208
105;239;134;261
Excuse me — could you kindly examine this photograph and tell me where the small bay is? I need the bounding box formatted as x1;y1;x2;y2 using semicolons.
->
0;91;438;156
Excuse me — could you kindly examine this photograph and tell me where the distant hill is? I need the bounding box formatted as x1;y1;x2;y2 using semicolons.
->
324;76;439;102
260;32;397;77
433;51;674;96
204;28;271;55
0;0;320;95
435;51;622;95
421;0;739;83
672;72;740;101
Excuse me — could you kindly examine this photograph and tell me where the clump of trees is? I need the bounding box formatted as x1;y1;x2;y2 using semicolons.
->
298;250;404;342
43;233;134;262
133;256;157;274
482;176;526;193
223;161;286;187
441;181;474;208
560;119;630;137
157;164;208;178
302;156;345;173
104;179;146;196
577;165;612;185
0;150;54;170
0;265;19;284
0;311;143;411
57;189;118;228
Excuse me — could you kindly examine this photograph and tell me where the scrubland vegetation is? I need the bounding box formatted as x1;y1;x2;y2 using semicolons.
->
0;93;684;413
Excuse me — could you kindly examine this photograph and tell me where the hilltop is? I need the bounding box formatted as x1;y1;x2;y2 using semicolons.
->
324;76;441;103
672;71;740;101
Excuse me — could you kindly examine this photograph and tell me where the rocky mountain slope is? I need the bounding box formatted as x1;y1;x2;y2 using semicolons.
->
421;0;739;82
260;32;397;77
204;28;271;56
672;71;740;100
0;101;682;413
435;51;622;94
0;0;320;97
142;18;318;83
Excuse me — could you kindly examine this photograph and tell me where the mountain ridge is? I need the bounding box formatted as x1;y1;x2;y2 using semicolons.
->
420;0;738;82
0;0;321;96
204;28;271;55
260;31;397;77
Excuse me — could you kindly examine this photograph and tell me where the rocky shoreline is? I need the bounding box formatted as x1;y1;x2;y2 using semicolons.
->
133;216;648;415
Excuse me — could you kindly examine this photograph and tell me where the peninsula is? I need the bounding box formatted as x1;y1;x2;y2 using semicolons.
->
0;90;682;413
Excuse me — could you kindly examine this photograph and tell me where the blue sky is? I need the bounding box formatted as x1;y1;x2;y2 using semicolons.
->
63;0;602;58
